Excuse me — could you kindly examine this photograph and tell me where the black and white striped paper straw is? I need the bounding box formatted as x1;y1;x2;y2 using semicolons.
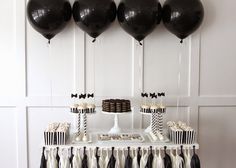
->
157;112;163;135
77;113;81;136
83;112;87;138
151;111;158;136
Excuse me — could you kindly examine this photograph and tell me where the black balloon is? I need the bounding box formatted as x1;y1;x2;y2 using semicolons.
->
117;0;162;43
27;0;72;42
73;0;116;41
162;0;204;42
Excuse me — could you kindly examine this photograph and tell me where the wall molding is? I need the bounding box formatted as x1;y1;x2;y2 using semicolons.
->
10;0;236;167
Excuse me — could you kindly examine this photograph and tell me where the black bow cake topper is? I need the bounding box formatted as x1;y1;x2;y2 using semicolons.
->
71;93;95;99
158;92;165;97
150;93;157;99
79;94;87;99
71;93;78;98
87;93;94;98
141;92;148;98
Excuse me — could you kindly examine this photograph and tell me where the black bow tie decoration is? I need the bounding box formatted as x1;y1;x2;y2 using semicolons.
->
71;93;78;98
87;93;94;98
142;92;165;98
150;93;157;99
79;94;87;99
141;93;148;98
158;92;165;97
71;93;95;99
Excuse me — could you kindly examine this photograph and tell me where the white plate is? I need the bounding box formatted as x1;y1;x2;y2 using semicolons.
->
97;133;145;143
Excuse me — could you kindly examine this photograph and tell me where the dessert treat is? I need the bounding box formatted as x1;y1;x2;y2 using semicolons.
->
70;104;78;113
167;121;196;144
99;134;111;141
141;104;150;113
139;92;167;141
158;92;166;112
70;93;96;142
77;103;87;113
150;92;158;113
87;104;96;113
87;93;96;113
70;94;79;113
102;99;131;112
140;92;150;113
97;134;144;142
44;123;70;145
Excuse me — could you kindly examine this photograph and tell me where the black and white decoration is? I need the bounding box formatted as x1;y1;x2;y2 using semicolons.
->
44;123;70;145
70;93;96;143
41;146;201;168
140;92;167;142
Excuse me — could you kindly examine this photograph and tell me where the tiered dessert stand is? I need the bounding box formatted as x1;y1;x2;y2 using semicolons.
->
70;93;96;143
140;92;168;142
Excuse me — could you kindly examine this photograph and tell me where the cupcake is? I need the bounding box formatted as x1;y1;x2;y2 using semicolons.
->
70;104;78;113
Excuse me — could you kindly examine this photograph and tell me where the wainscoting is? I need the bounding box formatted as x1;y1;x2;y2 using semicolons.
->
1;0;236;167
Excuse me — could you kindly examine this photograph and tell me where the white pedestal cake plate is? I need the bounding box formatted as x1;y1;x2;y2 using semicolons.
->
102;111;132;134
141;113;152;133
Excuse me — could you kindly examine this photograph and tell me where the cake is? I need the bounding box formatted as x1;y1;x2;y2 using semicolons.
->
102;99;131;112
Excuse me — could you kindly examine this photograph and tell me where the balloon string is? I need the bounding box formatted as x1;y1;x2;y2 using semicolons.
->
93;40;95;95
91;38;96;105
47;42;53;113
176;42;183;119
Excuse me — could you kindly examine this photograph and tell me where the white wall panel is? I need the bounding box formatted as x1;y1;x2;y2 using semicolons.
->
144;24;190;96
199;107;236;167
26;16;75;96
0;0;236;167
86;21;133;97
199;0;236;96
0;108;17;168
0;0;18;96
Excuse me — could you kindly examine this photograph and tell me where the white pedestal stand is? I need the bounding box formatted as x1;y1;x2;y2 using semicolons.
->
143;113;152;133
102;111;131;134
70;109;95;144
139;111;152;133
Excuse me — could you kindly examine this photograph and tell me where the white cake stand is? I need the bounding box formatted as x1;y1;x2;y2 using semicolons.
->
139;112;152;133
102;111;132;134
